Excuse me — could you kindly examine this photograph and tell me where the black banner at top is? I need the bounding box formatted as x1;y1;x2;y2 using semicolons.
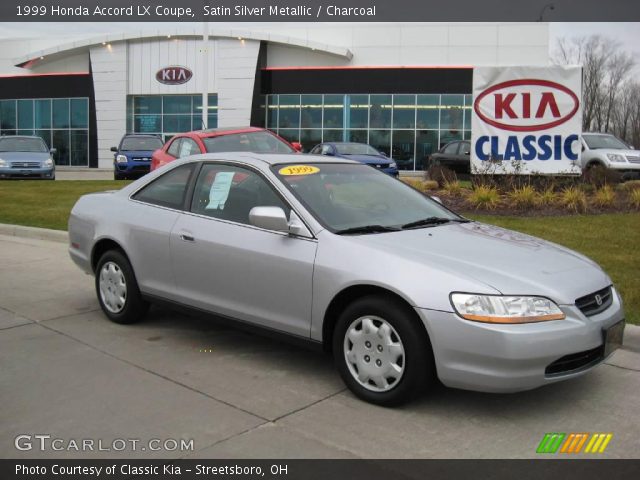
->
0;0;639;22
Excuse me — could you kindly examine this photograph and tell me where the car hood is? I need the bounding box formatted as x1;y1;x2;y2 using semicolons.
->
339;154;389;165
120;150;156;158
347;222;610;305
586;148;639;157
0;151;50;162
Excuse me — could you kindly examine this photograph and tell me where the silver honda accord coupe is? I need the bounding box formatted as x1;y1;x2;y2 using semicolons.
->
68;153;625;405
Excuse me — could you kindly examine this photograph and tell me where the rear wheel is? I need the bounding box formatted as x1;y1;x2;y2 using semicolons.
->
333;295;434;406
95;250;148;324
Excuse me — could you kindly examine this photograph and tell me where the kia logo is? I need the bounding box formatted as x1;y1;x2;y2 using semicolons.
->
474;79;579;132
156;66;192;85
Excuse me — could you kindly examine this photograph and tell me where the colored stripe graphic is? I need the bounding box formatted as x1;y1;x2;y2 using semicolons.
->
537;433;566;453
585;433;613;453
560;433;589;453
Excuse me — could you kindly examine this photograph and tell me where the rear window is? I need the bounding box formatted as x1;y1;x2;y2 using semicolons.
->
0;137;48;153
121;137;163;151
202;131;295;154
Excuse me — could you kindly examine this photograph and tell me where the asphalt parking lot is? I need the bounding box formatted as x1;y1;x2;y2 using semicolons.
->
1;233;639;459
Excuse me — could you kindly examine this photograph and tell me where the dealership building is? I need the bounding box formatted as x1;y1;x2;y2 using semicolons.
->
0;23;549;170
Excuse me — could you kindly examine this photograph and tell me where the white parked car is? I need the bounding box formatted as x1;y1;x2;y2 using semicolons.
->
581;132;640;180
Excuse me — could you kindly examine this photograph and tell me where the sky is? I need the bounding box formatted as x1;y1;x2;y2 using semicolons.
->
0;22;637;62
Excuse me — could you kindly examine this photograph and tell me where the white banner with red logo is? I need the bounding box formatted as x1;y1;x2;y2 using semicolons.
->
471;66;582;175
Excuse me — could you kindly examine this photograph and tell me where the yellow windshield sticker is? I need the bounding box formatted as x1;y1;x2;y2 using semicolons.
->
279;165;320;176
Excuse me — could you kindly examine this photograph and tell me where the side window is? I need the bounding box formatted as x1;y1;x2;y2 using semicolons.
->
443;142;459;155
310;145;321;154
460;141;471;155
167;138;182;158
191;164;290;227
179;138;200;158
133;164;195;210
320;145;333;155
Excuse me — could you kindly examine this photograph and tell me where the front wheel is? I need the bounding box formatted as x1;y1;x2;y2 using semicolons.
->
95;250;148;324
333;295;435;406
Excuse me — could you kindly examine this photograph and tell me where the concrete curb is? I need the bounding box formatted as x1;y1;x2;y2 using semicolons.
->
0;223;68;243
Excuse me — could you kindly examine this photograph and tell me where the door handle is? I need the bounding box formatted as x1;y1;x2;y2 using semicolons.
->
180;233;195;242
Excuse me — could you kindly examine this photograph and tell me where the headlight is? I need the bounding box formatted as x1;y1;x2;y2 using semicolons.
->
450;293;565;324
43;158;54;168
116;154;128;164
0;158;6;167
389;161;397;169
606;153;626;163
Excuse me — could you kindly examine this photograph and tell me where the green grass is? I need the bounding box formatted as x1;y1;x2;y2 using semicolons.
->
0;180;131;231
468;213;640;325
1;180;637;324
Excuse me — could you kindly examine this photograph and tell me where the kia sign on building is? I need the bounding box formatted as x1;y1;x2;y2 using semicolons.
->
156;66;193;85
471;66;582;175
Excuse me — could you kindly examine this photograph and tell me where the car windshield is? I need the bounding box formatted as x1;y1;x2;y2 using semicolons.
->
121;137;163;151
0;137;47;153
203;131;295;154
273;163;462;233
335;144;380;156
583;134;629;150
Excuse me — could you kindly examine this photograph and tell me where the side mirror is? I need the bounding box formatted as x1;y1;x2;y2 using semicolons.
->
431;196;443;204
110;146;118;152
49;148;57;154
463;150;470;156
249;206;290;233
380;151;387;157
291;142;303;152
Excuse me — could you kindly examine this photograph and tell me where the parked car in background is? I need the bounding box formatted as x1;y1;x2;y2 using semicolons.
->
0;136;56;180
151;127;301;171
580;132;640;180
309;142;398;177
69;153;624;406
112;134;164;180
427;140;471;174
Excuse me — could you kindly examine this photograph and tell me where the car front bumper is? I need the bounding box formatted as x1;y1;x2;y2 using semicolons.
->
114;161;151;176
415;288;625;393
0;166;55;179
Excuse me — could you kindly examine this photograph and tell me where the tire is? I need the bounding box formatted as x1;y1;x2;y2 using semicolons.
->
333;295;435;406
95;250;148;324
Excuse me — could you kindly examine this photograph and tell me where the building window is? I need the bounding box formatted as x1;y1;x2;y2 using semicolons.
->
0;97;89;166
264;93;472;170
128;94;218;142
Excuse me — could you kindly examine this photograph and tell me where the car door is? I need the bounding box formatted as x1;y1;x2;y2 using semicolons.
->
128;163;197;297
170;162;318;337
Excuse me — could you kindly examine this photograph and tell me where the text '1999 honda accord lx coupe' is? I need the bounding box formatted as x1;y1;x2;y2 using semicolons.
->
68;154;625;406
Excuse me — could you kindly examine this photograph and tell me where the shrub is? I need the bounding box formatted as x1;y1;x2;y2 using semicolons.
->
630;189;640;209
593;185;616;208
402;178;438;192
537;188;557;207
468;186;500;210
426;164;457;187
618;179;640;191
582;164;621;187
442;180;463;196
560;186;588;213
507;185;537;210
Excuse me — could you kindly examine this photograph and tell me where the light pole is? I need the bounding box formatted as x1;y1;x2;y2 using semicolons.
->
202;21;209;130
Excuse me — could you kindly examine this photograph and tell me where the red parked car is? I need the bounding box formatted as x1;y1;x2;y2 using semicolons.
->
151;127;301;171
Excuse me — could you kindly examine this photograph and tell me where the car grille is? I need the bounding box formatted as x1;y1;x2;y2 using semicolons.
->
130;165;150;172
545;345;604;376
575;286;613;317
132;157;151;162
11;162;40;168
626;155;640;163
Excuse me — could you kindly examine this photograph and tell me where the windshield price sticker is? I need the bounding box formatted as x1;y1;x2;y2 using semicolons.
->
279;165;320;176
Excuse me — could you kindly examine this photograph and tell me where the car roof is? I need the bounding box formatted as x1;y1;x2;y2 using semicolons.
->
122;133;161;138
0;135;44;140
189;126;266;139
176;152;360;167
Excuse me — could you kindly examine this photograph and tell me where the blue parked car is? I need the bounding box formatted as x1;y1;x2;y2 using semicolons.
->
111;134;164;180
0;136;56;180
310;142;399;177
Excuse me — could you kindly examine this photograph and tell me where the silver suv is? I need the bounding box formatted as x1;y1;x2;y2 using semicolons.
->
581;132;640;179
